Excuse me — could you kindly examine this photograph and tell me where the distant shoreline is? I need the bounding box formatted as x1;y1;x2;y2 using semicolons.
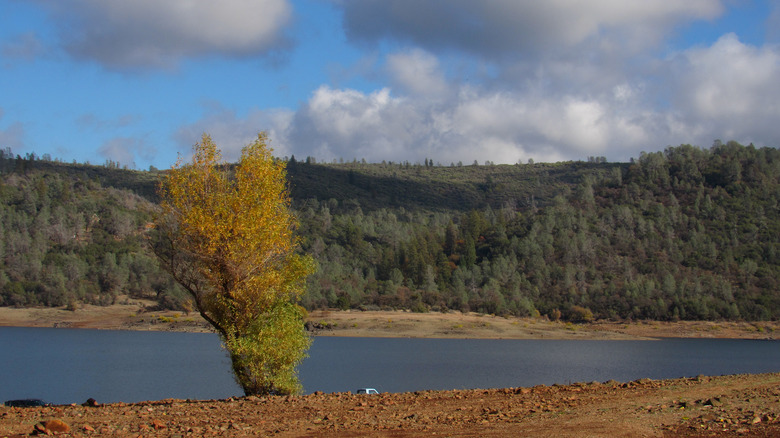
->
0;302;776;340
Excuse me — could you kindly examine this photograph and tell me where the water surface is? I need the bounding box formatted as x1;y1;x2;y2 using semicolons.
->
1;327;777;404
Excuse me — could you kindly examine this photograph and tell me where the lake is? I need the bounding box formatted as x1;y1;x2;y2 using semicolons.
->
1;327;778;405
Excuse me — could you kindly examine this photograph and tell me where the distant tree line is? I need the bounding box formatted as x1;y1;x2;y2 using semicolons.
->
1;141;778;321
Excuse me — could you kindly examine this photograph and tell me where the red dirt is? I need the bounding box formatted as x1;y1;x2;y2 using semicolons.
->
2;373;778;437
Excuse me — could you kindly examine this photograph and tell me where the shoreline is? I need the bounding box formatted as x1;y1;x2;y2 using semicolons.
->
2;373;779;436
0;302;776;340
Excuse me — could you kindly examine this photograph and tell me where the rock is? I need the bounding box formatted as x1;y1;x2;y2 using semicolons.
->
32;419;71;435
700;413;717;422
83;397;99;407
304;321;334;333
703;397;723;407
45;419;71;433
152;419;167;429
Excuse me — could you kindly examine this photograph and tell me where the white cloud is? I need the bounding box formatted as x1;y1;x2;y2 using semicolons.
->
40;0;293;69
669;33;780;144
446;89;661;161
285;86;412;161
267;83;662;164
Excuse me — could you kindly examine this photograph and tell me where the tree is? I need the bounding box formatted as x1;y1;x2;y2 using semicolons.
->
152;133;314;395
443;221;458;256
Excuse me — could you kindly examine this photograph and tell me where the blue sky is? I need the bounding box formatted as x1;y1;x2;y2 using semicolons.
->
1;0;779;170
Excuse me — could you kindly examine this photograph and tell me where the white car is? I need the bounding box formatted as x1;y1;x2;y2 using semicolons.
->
355;388;380;395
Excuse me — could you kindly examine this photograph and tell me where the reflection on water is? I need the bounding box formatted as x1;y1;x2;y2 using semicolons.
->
1;327;778;404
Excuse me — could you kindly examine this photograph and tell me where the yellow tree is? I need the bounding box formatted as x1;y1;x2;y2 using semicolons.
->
152;133;313;395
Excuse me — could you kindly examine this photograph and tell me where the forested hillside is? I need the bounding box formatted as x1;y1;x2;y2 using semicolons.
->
1;142;778;321
0;150;185;309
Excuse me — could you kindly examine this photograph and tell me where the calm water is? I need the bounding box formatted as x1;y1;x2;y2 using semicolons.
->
1;327;778;405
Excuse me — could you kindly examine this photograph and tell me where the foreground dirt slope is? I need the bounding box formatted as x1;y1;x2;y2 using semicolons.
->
2;373;778;437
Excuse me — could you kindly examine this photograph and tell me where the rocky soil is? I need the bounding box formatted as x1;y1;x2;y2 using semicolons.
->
2;373;778;437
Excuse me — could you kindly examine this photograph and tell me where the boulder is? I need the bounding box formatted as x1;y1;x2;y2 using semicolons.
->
32;419;70;435
83;397;99;407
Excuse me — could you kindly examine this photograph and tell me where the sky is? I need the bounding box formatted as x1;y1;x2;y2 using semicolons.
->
1;0;779;170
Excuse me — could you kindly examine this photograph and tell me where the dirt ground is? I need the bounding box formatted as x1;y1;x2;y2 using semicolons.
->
0;302;777;340
1;373;778;437
305;310;779;340
1;303;779;437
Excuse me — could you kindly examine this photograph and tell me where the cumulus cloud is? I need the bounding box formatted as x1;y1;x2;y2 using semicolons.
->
40;0;293;69
172;2;779;166
284;86;419;161
269;83;660;164
340;0;722;59
385;49;448;98
269;30;780;165
668;33;780;144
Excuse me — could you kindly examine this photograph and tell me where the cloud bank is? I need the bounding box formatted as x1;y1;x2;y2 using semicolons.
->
249;1;777;164
15;0;779;166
